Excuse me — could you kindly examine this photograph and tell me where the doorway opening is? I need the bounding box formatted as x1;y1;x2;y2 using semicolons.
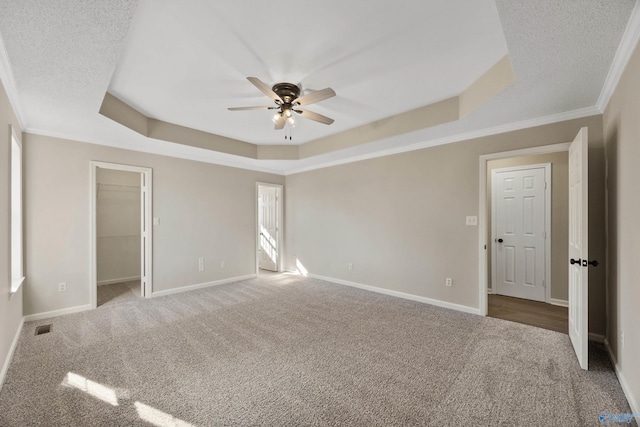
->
480;146;570;331
488;160;568;333
256;183;283;275
90;161;152;308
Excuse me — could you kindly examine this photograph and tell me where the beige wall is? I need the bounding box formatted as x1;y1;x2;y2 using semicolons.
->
487;152;568;302
23;134;283;315
285;114;606;334
0;81;23;384
603;40;640;409
96;169;141;284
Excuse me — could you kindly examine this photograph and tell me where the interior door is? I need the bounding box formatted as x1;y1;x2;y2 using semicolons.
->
568;127;589;370
258;186;278;272
492;165;547;302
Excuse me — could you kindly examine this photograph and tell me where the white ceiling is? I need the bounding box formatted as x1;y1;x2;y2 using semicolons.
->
109;0;508;145
0;0;637;174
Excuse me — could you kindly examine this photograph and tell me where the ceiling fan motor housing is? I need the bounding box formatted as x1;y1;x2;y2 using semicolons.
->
272;82;301;105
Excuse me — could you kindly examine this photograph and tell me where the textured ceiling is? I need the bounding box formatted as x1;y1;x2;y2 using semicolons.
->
0;0;637;174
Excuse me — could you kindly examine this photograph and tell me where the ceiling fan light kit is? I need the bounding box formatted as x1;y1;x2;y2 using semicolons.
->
228;77;336;131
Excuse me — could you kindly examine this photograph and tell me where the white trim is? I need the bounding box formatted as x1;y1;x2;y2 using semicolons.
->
255;183;284;274
97;276;141;286
26;128;284;175
490;163;552;303
309;274;481;315
24;304;92;322
10;126;24;294
597;1;640;111
150;274;257;298
0;317;24;391
0;30;26;129
605;339;640;416
25;105;600;178
284;107;599;175
588;333;605;343
478;142;570;316
10;276;25;295
549;298;569;308
90;161;153;309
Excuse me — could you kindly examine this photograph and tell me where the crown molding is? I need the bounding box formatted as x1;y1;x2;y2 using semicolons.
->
283;106;601;175
24;127;285;175
0;29;26;129
27;106;601;177
596;0;640;112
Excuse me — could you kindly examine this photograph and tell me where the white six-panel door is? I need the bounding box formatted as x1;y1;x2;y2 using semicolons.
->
492;165;548;302
258;186;278;271
568;127;589;370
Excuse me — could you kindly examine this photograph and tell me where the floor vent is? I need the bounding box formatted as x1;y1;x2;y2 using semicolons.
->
35;324;52;336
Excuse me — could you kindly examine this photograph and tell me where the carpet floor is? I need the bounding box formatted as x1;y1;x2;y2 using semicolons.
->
0;274;634;426
97;280;141;307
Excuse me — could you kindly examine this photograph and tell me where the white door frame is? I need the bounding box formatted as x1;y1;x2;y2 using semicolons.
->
90;161;153;309
491;163;552;303
478;143;569;316
255;182;284;274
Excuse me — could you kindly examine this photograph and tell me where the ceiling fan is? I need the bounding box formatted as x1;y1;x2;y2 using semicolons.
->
228;77;336;130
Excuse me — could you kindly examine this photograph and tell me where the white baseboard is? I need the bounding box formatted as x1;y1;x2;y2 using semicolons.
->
604;339;640;416
549;298;569;307
151;274;257;298
24;304;92;322
0;317;24;391
309;274;480;315
98;276;141;286
588;333;605;343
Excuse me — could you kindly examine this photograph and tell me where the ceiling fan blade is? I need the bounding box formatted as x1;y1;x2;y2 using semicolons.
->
247;77;283;104
227;106;275;111
296;109;334;125
293;88;336;106
274;114;285;130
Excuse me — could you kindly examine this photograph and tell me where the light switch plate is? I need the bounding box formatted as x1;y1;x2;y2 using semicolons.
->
466;216;478;226
153;217;160;226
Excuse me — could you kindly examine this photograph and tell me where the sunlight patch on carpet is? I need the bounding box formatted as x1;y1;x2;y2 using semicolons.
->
135;401;196;427
62;372;119;406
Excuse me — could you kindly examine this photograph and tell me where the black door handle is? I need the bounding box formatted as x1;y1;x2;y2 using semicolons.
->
570;258;599;267
497;238;503;243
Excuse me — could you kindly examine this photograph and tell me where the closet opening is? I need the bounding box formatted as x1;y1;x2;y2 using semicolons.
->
90;162;153;308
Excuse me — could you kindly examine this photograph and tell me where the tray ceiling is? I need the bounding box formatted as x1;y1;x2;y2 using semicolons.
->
0;0;636;174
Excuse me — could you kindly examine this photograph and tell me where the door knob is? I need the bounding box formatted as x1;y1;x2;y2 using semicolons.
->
496;238;504;243
570;258;599;267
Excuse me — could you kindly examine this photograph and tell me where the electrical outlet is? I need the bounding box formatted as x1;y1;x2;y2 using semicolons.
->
220;261;226;269
620;332;625;348
348;263;353;270
445;278;453;287
198;257;205;272
466;216;478;226
58;282;67;292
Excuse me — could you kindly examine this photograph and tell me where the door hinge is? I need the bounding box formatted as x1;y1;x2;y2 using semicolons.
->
544;231;547;239
542;280;546;288
544;181;548;189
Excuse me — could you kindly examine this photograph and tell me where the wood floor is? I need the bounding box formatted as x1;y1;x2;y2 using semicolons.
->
488;294;568;334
